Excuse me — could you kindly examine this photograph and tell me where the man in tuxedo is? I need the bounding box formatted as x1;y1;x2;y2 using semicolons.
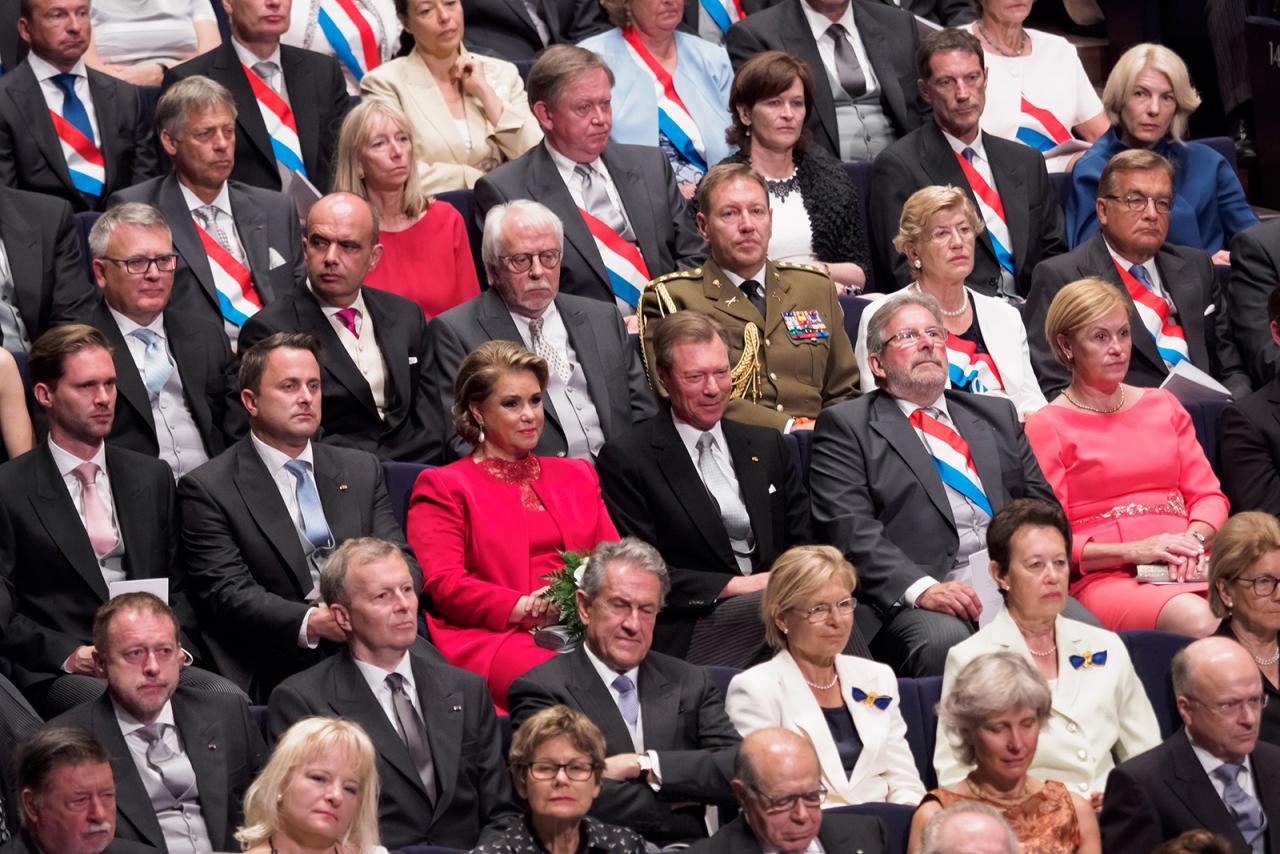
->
0;0;157;212
598;311;813;664
463;0;609;61
868;27;1065;297
107;76;304;350
1101;636;1280;853
1228;217;1280;387
83;203;243;478
809;292;1065;677
427;199;655;461
1220;285;1280;515
163;0;349;195
686;728;887;854
920;803;1018;854
240;193;441;464
51;593;266;854
1027;148;1250;397
724;0;925;162
269;538;519;849
508;538;741;848
178;332;421;701
474;45;705;315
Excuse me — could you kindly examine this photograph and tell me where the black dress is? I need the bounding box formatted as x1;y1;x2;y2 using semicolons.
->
1216;621;1280;746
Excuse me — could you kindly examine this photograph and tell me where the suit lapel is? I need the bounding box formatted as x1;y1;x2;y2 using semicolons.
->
947;395;1004;512
478;291;564;432
164;311;217;448
919;125;998;273
0;187;43;327
985;133;1031;276
1052;615;1091;721
836;654;894;798
779;2;838;156
723;420;773;558
853;4;905;130
637;657;677;750
1269;376;1280;438
312;445;355;541
89;698;165;849
86;71;119;190
230;184;273;303
97;307;157;436
329;653;430;797
701;258;763;331
867;393;953;528
231;439;310;595
566;648;635;752
1155;248;1208;366
653;412;736;567
9;63;75;194
217;43;276;172
106;446;154;581
775;652;853;799
173;692;229;848
279;47;320;177
601;145;662;275
400;52;470;165
1253;748;1280;852
30;444;107;599
1090;235;1166;376
559;297;611;428
412;652;465;822
296;289;380;416
365;288;411;417
1167;735;1250;847
160;174;219;305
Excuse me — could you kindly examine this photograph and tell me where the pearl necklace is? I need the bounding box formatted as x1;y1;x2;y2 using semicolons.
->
1063;385;1126;414
976;21;1028;57
1254;648;1280;667
910;282;968;318
805;673;839;690
1027;642;1058;658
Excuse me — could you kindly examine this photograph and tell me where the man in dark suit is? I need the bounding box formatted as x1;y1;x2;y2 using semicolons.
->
240;193;441;464
428;199;655;461
178;332;421;701
0;0;26;75
686;728;886;854
474;45;705;313
1101;636;1280;853
463;0;609;61
1220;285;1280;515
598;311;812;664
809;292;1065;677
508;538;741;848
83;203;243;477
269;538;519;849
868;28;1065;297
0;0;157;212
51;593;265;854
108;76;304;349
1228;217;1280;387
163;0;349;195
1027;148;1250;398
725;0;925;162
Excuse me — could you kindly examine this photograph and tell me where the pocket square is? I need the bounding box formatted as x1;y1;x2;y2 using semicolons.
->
268;247;287;270
1204;304;1216;316
768;484;777;494
409;356;419;365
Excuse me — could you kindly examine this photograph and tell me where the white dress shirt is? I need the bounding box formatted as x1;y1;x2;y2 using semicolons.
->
28;52;102;144
49;438;125;586
799;0;881;97
352;650;423;727
311;286;390;419
671;414;754;574
582;644;663;788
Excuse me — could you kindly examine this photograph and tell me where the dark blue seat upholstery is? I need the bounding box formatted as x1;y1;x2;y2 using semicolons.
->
1050;171;1072;211
391;847;466;854
838;294;872;348
1183;398;1231;478
209;0;231;40
436;189;486;290
249;704;268;740
381;461;429;533
897;676;941;790
786;428;814;488
707;665;742;700
830;802;915;854
499;712;512;760
1120;629;1193;738
1196;135;1238;173
74;211;102;281
842;161;875;291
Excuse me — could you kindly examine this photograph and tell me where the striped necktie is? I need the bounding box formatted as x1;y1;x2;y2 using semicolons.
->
908;407;993;517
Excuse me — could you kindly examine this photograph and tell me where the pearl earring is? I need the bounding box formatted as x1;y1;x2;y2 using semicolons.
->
913;259;922;269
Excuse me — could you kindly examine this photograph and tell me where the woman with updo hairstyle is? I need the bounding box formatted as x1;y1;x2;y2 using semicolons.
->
726;545;925;808
407;340;618;709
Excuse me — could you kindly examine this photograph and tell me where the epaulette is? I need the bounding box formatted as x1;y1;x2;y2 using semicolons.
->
775;261;830;277
646;268;703;288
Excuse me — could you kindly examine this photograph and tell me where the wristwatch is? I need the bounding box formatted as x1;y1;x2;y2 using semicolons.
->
1190;531;1207;545
636;754;653;777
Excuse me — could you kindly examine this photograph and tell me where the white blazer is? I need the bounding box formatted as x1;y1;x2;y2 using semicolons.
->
726;649;926;807
934;607;1161;797
854;289;1048;417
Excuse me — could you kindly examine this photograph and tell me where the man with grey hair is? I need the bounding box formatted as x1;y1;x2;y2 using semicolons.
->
920;802;1018;854
1101;636;1280;853
81;202;243;477
809;291;1061;677
427;198;655;461
509;536;741;848
108;74;303;350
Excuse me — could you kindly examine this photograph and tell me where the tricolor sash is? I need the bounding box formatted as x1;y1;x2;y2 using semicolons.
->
699;0;744;33
1113;258;1189;368
954;150;1015;277
945;332;1005;394
317;0;382;81
194;220;262;327
578;206;650;306
620;27;708;173
48;110;105;197
241;63;309;179
909;408;993;517
1016;96;1072;152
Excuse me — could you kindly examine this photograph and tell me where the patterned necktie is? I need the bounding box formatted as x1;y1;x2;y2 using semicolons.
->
528;316;570;384
137;723;196;802
696;432;752;542
130;328;173;396
908;408;993;517
612;673;639;728
252;60;281;92
197;204;246;264
826;24;867;98
1213;762;1267;846
335;306;360;338
71;462;118;558
575;163;635;240
51;72;94;143
740;279;766;317
282;459;334;552
1129;263;1158;294
386;672;437;804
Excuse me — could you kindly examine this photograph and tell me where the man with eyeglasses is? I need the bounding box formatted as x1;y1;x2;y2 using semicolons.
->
268;538;519;849
809;290;1065;677
81;202;243;479
1101;636;1280;853
1027;147;1249;398
687;727;887;854
427;199;656;461
239;192;442;465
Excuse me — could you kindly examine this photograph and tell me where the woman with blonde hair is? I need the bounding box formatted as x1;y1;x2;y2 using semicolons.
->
726;545;925;808
1067;43;1256;260
237;717;386;854
333;100;480;318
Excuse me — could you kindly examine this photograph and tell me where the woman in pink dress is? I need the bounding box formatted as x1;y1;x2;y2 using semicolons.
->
408;340;618;708
1024;277;1226;635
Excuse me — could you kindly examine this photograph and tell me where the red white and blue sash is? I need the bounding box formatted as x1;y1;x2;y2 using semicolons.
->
945;332;1005;394
909;408;993;517
194;220;261;327
699;0;744;33
1016;96;1072;152
621;27;708;173
241;63;309;179
954;150;1015;278
49;110;105;197
578;206;650;307
1113;258;1189;368
316;0;382;81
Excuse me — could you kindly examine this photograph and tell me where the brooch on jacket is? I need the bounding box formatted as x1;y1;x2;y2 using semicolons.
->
851;687;892;709
1069;650;1108;670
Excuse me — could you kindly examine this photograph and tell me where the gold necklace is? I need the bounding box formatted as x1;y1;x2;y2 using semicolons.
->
967;776;1029;804
1063;385;1126;414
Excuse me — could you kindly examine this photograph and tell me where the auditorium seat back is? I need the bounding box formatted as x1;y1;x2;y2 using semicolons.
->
74;211;102;283
830;802;915;854
838;293;873;347
436;189;487;290
897;676;941;790
706;665;741;700
381;461;429;532
1120;629;1193;738
1183;398;1231;478
249;704;268;740
842;161;875;290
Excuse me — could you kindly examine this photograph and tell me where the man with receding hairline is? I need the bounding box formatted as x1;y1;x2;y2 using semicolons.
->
919;802;1017;854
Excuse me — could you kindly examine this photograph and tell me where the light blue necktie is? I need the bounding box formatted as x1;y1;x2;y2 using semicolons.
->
130;328;172;396
612;673;639;728
1213;762;1267;846
283;459;334;552
51;72;94;143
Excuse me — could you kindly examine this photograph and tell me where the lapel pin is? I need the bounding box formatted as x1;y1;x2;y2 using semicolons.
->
339;484;349;491
207;741;217;750
751;456;760;462
451;704;462;713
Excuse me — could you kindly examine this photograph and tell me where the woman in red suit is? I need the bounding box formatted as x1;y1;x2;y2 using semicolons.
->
1025;277;1226;636
408;340;618;708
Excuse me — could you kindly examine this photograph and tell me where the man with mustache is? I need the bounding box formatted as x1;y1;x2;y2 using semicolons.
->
809;291;1063;677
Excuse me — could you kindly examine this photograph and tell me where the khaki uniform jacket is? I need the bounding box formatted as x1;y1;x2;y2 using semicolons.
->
639;258;859;430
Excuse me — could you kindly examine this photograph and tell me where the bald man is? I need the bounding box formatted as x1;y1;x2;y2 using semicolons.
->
687;728;887;854
239;193;442;464
1101;637;1280;853
919;802;1017;854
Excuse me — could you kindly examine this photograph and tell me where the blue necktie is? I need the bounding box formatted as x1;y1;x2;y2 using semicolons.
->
1129;263;1156;293
1213;762;1267;846
612;673;639;729
130;328;173;396
51;72;94;144
283;459;334;552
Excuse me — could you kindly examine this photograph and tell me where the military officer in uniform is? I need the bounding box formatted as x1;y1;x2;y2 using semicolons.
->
639;162;859;431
